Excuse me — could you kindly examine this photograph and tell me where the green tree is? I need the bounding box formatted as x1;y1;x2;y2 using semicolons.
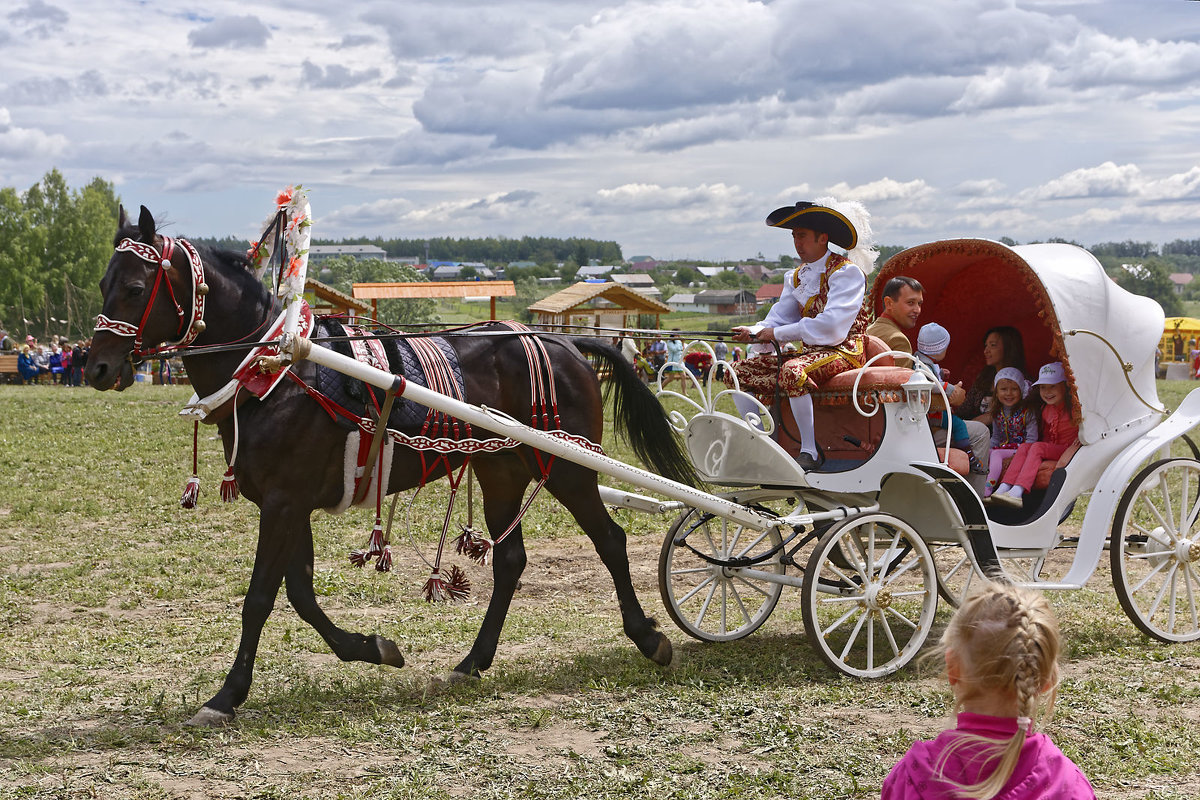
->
318;256;439;325
0;169;119;340
0;187;43;333
1114;259;1182;316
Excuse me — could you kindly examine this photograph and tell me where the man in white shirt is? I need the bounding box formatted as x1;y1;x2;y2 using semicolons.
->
726;201;874;471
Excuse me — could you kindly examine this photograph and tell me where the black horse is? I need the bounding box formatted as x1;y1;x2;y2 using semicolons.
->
87;206;695;726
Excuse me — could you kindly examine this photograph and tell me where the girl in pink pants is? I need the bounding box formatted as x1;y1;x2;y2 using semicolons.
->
988;362;1078;508
983;367;1038;498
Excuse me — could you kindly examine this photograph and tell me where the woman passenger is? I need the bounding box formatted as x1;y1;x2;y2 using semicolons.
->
961;327;1026;427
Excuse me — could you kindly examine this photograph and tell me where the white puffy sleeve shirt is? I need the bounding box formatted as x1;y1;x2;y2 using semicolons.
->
749;252;865;352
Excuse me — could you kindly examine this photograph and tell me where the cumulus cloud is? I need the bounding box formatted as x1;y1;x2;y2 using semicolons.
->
1031;162;1144;200
592;182;743;212
328;190;547;233
0;69;107;106
954;179;1006;197
824;178;934;205
7;0;68;39
301;60;382;89
362;3;553;61
0;107;67;159
161;164;232;192
188;15;271;49
333;34;377;50
542;0;774;112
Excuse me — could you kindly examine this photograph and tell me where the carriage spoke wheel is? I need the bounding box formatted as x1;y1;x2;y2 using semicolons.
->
1111;458;1200;643
659;507;785;642
801;512;938;678
932;544;976;609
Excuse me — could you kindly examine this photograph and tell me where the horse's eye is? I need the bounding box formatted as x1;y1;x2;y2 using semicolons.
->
126;284;145;299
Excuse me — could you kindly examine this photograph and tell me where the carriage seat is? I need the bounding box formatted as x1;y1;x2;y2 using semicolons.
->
787;336;966;474
811;335;904;407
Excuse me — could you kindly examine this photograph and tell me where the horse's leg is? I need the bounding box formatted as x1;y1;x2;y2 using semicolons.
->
550;464;673;666
283;515;405;669
449;459;529;679
188;500;296;726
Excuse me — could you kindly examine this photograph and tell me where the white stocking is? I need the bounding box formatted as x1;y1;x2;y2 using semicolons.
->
789;393;816;457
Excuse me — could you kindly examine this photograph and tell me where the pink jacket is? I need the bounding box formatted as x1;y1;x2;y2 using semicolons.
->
882;713;1095;799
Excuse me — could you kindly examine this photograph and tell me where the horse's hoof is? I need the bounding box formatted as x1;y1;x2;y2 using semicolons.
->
650;633;674;667
185;706;234;727
374;635;405;668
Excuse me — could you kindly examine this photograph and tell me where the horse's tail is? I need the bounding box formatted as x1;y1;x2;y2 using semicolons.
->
573;339;698;487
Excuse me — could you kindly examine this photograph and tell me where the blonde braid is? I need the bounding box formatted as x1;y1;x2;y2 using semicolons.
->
936;581;1062;800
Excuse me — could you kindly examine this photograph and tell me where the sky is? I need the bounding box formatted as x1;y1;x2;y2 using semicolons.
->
2;0;1200;263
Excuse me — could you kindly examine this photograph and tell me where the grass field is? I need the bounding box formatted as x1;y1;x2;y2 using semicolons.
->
1;379;1199;799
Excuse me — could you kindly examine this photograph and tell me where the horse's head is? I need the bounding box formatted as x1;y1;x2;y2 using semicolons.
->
86;205;208;391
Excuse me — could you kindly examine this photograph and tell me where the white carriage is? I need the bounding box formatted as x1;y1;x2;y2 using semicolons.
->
281;227;1200;679
650;238;1200;677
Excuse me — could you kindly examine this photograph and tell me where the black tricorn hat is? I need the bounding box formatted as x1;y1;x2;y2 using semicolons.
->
766;202;857;250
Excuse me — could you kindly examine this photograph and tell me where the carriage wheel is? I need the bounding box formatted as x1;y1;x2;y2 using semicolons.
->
932;544;975;609
1111;458;1200;643
801;512;938;678
658;507;785;642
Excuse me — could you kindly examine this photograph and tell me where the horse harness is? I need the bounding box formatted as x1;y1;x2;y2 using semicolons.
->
94;236;209;361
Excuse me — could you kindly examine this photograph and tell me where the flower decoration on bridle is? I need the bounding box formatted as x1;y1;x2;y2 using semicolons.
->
246;184;312;307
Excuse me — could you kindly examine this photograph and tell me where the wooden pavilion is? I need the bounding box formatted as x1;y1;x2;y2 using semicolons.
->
352;281;516;320
527;281;671;334
303;278;371;322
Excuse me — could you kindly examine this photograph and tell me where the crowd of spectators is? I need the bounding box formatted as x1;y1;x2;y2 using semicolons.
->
1;328;91;386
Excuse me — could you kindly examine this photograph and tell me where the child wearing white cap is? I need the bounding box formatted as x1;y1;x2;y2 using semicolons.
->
988;362;1079;507
983;367;1039;498
917;323;986;475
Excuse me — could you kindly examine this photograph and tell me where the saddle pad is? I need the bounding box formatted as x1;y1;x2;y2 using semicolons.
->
312;319;466;432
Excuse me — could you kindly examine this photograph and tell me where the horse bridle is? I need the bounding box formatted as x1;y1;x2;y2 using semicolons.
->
94;236;209;361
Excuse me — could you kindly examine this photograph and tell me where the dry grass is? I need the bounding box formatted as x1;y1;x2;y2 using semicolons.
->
0;381;1199;799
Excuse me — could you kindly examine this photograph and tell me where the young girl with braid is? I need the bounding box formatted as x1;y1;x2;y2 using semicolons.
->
882;581;1095;799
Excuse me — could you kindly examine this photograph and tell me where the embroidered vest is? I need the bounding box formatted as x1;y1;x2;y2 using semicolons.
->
787;252;871;347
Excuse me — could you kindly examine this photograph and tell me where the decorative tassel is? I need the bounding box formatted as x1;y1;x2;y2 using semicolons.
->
220;467;240;502
349;521;386;568
374;545;392;573
181;421;201;508
180;475;200;509
423;565;470;602
454;526;494;565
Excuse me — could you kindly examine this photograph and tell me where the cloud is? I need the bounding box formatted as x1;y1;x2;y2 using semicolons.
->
954;179;1006;198
333;34;377;50
542;0;774;112
326;189;546;233
824;178;934;205
161;164;231;192
0;69;107;105
1031;162;1143;200
0;107;68;160
7;0;68;39
362;4;554;61
300;60;382;89
188;15;271;49
1145;166;1200;202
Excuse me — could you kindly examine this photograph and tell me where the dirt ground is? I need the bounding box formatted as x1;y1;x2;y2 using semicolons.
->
3;523;1199;800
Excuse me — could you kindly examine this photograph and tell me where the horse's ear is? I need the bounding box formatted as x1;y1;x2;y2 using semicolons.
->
118;205;129;231
137;205;156;244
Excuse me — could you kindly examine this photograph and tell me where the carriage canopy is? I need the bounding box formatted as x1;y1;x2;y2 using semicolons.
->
874;239;1164;446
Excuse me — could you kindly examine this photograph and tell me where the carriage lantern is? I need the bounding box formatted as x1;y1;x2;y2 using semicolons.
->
901;369;935;423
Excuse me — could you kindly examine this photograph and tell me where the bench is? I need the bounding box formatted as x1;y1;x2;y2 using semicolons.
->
0;353;21;383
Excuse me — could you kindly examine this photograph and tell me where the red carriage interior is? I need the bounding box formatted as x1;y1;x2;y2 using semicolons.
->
779;239;1075;482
